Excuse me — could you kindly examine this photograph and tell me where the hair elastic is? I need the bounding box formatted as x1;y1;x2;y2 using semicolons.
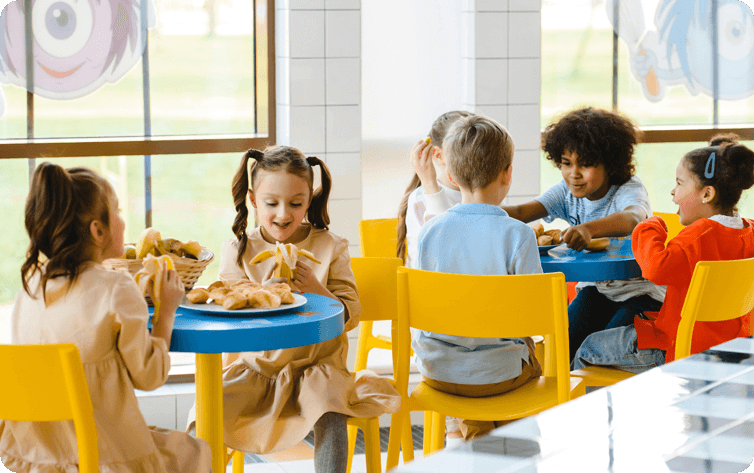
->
704;152;715;179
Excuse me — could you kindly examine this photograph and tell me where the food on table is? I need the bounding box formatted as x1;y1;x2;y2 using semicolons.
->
267;282;295;304
188;280;296;311
586;237;611;252
544;229;562;244
250;242;321;280
222;291;249;310
186;288;209;304
134;254;174;325
247;290;281;309
537;234;553;246
127;227;203;260
531;223;545;237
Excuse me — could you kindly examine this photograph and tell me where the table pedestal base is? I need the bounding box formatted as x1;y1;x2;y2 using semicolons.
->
196;353;224;473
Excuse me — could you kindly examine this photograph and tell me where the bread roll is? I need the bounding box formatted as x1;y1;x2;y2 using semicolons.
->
187;288;209;304
222;290;249;310
545;229;562;244
586;237;610;251
537;234;553;246
531;223;545;237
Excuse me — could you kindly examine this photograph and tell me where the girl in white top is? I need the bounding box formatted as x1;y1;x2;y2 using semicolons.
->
0;163;210;473
397;111;473;267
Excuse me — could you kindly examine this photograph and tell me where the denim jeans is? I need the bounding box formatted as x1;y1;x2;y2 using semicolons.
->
568;286;663;360
571;324;666;374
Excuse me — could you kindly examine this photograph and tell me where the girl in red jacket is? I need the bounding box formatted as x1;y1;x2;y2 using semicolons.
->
572;136;754;372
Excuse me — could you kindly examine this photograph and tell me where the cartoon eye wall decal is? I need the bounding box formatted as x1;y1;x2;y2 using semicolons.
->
717;3;754;62
32;0;94;58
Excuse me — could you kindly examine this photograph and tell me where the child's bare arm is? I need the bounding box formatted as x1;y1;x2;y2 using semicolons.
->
501;200;549;223
562;205;646;251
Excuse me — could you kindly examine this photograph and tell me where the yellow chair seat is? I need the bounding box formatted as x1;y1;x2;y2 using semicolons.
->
410;376;585;422
570;366;634;388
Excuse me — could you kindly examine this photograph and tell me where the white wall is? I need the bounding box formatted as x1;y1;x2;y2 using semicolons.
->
361;0;466;219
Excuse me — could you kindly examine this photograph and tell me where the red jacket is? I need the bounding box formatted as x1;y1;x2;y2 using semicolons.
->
632;216;754;362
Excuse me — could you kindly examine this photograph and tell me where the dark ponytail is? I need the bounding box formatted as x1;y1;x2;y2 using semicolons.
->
305;156;331;230
684;141;754;215
22;163;113;299
232;149;263;268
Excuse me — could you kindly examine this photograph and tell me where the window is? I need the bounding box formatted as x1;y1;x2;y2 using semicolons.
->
0;0;276;376
541;0;754;215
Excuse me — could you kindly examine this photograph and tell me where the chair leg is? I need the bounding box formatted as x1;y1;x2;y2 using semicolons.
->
431;412;445;453
386;411;405;471
422;411;433;456
364;418;382;473
346;423;359;473
232;449;245;473
401;414;415;462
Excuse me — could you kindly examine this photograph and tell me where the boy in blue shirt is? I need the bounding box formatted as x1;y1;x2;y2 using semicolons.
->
414;115;543;442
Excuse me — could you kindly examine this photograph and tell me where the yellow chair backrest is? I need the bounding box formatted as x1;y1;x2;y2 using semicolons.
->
351;257;402;323
359;218;399;258
0;343;99;473
675;258;754;360
653;212;684;241
396;268;571;403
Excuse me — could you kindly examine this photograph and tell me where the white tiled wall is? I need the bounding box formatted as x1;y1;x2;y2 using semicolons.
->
463;0;541;199
276;0;362;255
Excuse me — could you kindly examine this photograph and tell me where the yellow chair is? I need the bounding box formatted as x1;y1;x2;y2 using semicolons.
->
572;257;754;387
0;343;99;473
346;257;414;473
386;268;585;469
675;257;754;360
359;218;400;258
653;211;684;241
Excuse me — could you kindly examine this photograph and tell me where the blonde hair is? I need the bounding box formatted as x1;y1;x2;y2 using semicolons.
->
444;115;514;191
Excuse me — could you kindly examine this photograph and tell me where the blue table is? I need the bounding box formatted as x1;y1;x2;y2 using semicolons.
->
540;237;642;281
152;293;344;473
395;337;754;472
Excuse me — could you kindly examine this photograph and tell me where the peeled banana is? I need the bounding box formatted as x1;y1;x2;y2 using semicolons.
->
136;227;162;259
134;254;175;325
250;242;321;280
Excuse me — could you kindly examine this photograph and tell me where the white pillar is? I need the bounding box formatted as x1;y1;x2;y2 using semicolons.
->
463;0;542;204
276;0;362;256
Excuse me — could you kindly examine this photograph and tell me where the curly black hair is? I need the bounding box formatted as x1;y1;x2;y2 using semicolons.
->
542;107;640;186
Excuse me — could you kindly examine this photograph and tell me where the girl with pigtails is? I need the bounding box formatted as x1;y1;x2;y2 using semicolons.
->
187;146;399;472
573;136;754;372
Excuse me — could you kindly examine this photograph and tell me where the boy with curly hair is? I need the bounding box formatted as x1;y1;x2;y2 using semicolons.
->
501;107;665;361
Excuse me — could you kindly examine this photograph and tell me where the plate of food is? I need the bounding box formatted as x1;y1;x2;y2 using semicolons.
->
530;223;565;256
179;280;306;316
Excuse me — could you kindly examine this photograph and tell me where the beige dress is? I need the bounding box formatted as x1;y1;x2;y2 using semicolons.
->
0;263;211;473
186;225;400;454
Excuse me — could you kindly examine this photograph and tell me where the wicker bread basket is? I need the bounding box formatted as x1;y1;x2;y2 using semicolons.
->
103;247;214;292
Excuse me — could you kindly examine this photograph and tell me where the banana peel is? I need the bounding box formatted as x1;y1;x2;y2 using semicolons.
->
134;254;175;325
180;240;202;259
250;242;321;280
136;227;162;259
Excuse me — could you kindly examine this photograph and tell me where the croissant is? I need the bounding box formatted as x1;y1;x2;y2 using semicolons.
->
247;289;282;309
222;290;249;310
187;288;209;304
266;282;295;304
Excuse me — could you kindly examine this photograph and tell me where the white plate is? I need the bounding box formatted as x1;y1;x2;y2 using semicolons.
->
179;293;307;316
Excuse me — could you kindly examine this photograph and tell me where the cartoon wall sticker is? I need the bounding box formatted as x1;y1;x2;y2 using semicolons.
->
606;0;754;102
0;0;156;116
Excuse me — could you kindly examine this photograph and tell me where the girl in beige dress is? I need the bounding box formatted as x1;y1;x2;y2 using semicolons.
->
187;147;399;472
0;163;211;473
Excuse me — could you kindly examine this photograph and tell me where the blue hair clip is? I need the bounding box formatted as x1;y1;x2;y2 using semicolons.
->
704;152;715;179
